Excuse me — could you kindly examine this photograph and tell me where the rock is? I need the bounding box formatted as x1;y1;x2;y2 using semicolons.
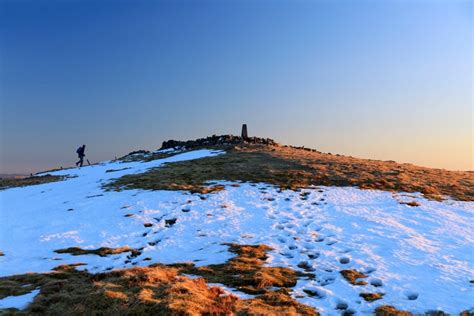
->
160;134;277;150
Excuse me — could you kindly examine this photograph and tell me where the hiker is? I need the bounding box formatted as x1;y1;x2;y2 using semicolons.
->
76;144;86;167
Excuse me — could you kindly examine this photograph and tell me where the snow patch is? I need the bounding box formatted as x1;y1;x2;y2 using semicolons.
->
0;289;40;310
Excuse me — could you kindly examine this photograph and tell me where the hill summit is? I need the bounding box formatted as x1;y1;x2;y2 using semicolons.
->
0;141;473;314
112;134;472;202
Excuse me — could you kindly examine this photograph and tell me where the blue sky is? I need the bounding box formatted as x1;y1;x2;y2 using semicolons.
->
0;0;472;173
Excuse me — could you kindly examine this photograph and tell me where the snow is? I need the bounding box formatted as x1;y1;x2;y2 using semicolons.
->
1;149;473;314
0;289;40;310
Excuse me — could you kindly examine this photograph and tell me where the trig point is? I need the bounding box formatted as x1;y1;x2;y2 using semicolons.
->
241;124;248;140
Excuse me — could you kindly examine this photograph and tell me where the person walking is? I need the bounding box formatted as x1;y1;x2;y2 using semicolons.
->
76;144;86;167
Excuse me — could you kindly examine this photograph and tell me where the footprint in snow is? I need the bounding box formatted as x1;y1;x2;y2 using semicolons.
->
274;224;285;230
307;252;320;259
314;236;325;242
370;278;383;287
319;276;336;286
364;267;377;274
335;301;349;310
281;252;294;259
403;290;419;300
339;256;350;264
303;287;326;298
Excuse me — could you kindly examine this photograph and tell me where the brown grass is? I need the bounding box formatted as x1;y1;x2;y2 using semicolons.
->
0;175;64;190
340;269;368;285
360;292;384;302
118;150;177;163
0;245;317;315
375;305;413;316
54;246;141;258
105;144;474;201
171;244;312;295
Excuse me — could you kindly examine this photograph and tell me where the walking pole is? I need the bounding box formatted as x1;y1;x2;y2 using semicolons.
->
87;159;91;166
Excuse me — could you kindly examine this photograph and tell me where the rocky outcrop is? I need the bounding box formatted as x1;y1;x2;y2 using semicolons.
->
160;135;277;150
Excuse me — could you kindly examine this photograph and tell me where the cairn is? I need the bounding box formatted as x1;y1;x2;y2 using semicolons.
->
160;125;277;150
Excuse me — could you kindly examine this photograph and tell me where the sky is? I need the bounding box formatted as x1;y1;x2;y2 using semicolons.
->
0;0;472;174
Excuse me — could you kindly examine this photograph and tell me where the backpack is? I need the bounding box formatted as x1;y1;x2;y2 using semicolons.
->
76;147;82;154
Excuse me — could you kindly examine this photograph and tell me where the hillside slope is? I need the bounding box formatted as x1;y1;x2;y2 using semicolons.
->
0;142;473;315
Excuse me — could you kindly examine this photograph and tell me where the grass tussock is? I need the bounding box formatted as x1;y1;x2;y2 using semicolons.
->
0;175;64;190
340;269;368;285
360;292;384;302
0;247;317;315
54;246;141;258
171;244;312;295
375;305;413;316
105;145;474;201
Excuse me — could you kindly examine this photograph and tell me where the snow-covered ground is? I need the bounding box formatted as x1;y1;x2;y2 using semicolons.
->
0;149;473;314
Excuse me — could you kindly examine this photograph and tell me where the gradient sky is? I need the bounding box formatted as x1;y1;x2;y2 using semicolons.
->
0;0;472;174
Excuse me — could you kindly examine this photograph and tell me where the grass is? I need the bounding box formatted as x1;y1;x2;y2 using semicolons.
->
105;144;474;201
0;175;64;190
340;269;368;285
54;246;141;258
375;305;413;316
170;244;313;295
0;244;317;315
360;292;384;302
118;150;178;163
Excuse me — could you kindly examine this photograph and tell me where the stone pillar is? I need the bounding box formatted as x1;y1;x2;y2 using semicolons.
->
241;124;248;139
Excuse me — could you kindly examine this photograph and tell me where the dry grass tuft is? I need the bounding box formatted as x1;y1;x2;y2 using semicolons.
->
54;246;141;258
172;244;312;295
360;292;384;302
375;305;413;316
105;144;474;201
340;269;368;285
238;288;318;315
